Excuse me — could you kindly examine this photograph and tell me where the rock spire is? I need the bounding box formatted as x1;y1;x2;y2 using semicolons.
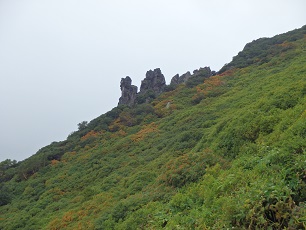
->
118;76;138;107
139;68;166;95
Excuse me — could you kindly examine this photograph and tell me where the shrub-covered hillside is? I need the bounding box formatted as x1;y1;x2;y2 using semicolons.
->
0;26;305;229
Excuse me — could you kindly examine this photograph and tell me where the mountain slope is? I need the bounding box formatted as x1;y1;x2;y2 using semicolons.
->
0;26;305;229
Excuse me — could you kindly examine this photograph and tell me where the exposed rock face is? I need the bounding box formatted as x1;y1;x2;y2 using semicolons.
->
139;68;166;95
170;71;192;86
179;71;192;83
170;74;179;85
118;76;138;107
118;67;215;106
193;67;212;77
117;68;167;106
170;67;213;86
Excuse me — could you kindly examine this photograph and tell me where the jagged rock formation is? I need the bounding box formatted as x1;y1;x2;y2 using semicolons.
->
170;71;192;85
118;76;138;107
193;67;212;77
170;74;179;85
170;67;213;86
139;68;166;95
118;67;215;106
118;68;167;106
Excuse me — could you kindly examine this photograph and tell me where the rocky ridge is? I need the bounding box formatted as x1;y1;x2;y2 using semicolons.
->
118;66;213;106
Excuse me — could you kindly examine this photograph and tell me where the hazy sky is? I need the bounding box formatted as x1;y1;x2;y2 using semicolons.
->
0;0;305;162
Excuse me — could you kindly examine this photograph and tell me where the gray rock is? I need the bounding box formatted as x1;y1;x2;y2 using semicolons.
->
170;67;213;86
166;101;171;109
118;76;138;107
170;74;180;85
179;71;192;83
139;68;166;95
193;67;212;77
170;71;192;86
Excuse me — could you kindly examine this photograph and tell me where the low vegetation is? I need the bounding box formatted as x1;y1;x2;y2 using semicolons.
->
0;26;305;229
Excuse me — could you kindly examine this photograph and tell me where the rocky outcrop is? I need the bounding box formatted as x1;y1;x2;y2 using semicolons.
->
170;71;192;86
118;67;215;106
170;74;179;85
170;71;193;86
179;71;192;83
139;68;166;95
118;68;167;106
170;67;213;86
118;76;138;107
193;67;212;77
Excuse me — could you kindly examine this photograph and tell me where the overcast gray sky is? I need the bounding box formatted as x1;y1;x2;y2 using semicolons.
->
0;0;305;162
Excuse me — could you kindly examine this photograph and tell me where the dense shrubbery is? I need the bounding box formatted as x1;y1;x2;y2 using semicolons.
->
0;26;305;229
219;25;306;73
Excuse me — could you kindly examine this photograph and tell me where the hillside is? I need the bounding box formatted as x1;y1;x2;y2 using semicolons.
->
1;26;306;229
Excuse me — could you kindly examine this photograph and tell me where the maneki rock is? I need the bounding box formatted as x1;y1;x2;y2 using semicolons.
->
118;76;138;107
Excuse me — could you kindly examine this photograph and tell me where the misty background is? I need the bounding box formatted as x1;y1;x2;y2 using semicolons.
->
0;0;305;162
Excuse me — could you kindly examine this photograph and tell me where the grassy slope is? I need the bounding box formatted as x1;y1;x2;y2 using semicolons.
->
0;27;305;229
